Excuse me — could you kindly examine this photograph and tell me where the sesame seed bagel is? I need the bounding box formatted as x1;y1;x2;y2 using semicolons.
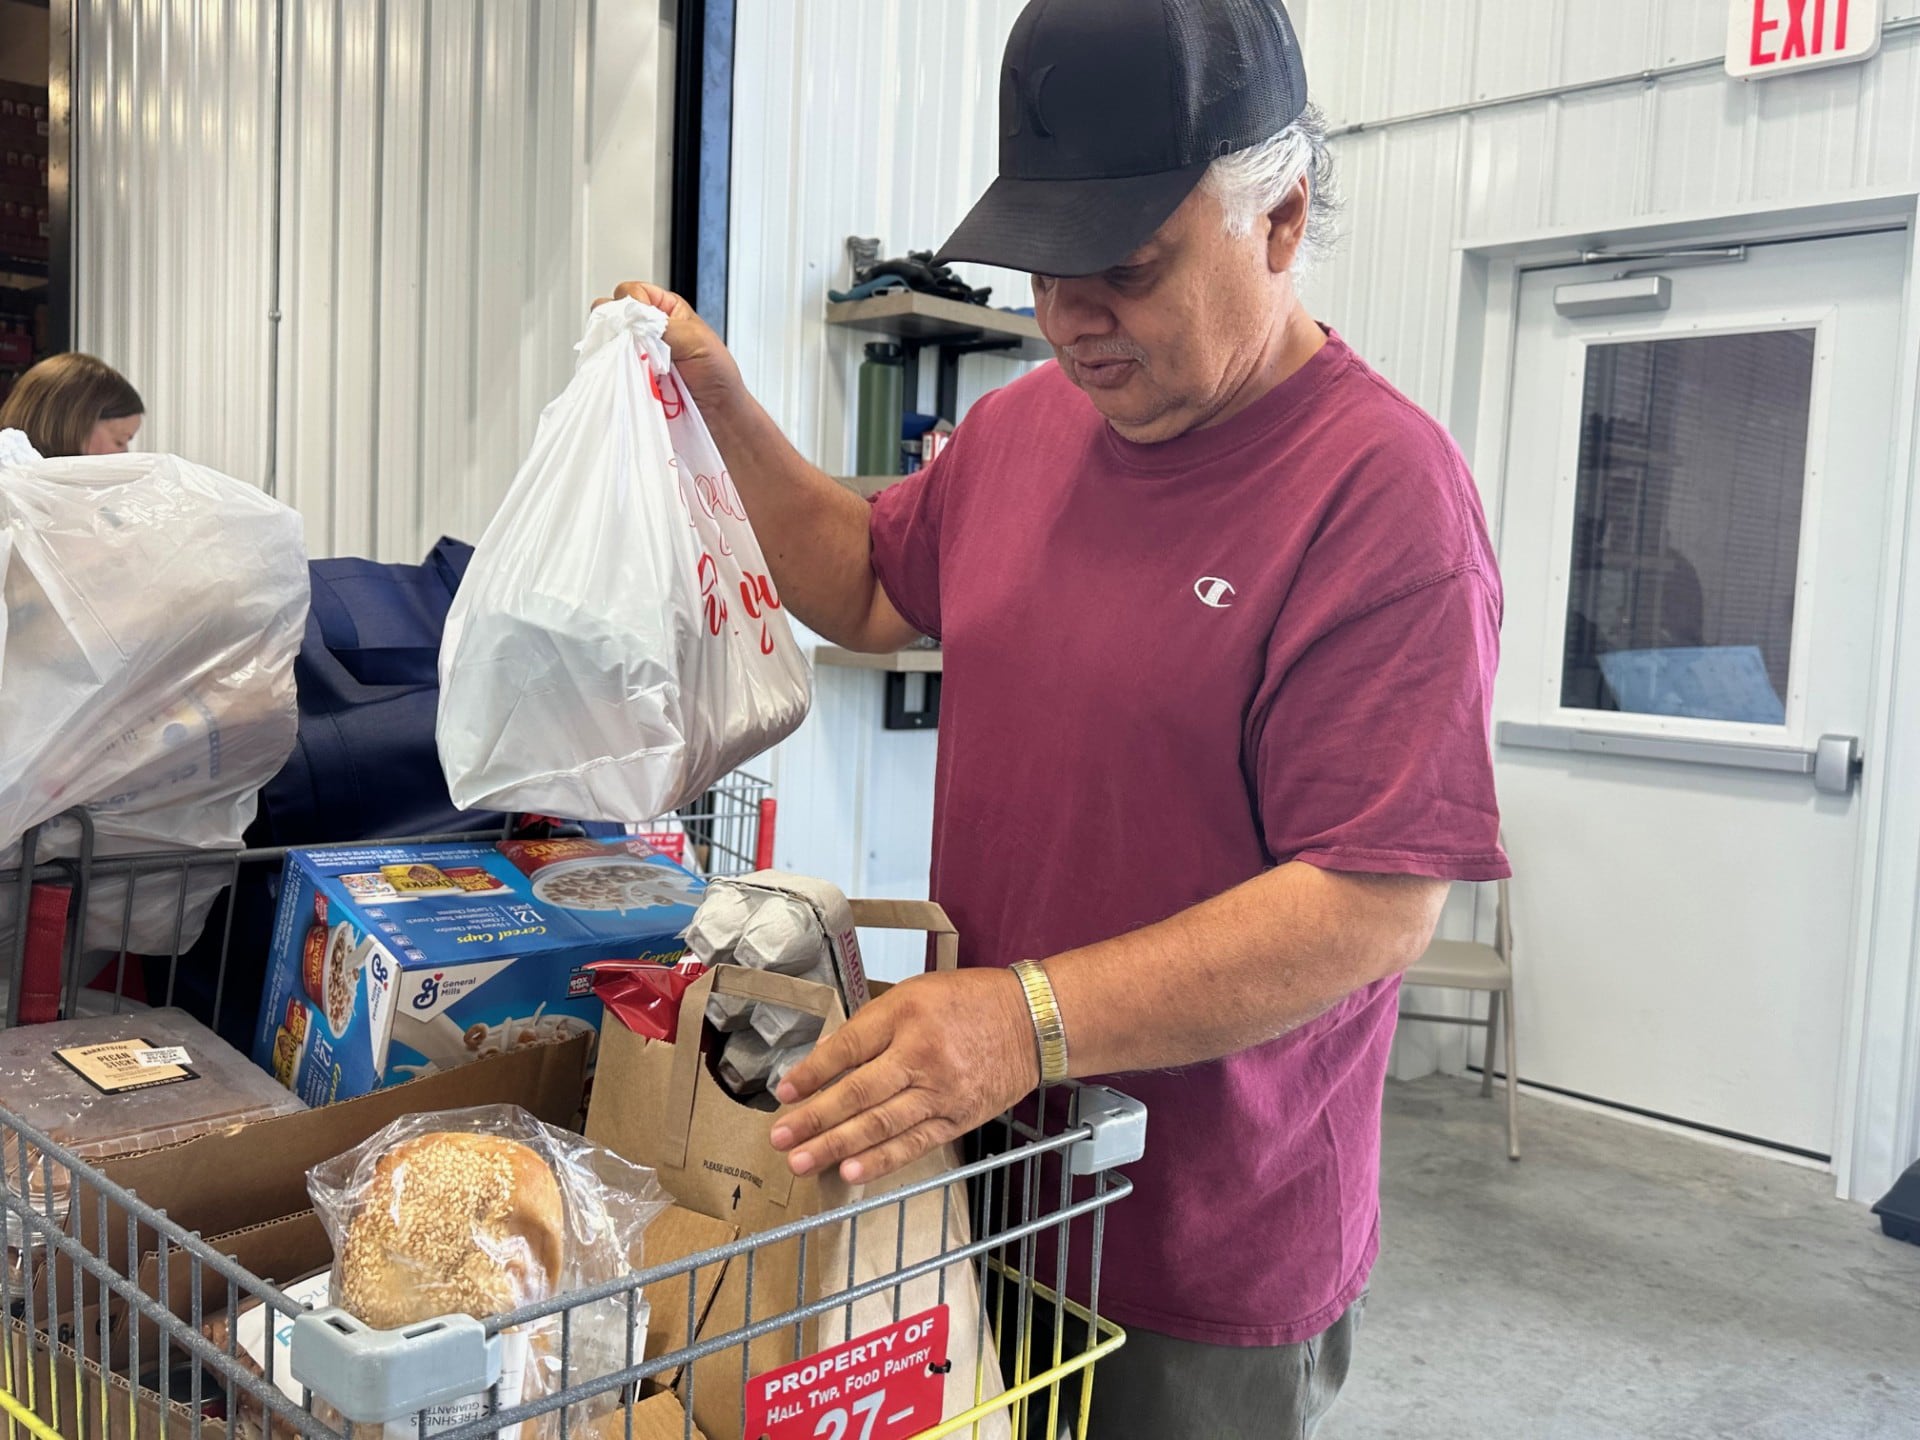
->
339;1132;566;1330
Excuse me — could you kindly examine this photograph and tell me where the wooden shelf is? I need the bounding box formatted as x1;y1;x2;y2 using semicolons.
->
814;645;944;674
835;475;905;499
825;292;1051;362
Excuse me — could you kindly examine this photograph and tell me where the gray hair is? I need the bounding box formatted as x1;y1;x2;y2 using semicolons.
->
1199;104;1340;274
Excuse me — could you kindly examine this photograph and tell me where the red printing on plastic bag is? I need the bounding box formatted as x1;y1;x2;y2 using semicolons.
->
587;957;709;1041
745;1307;951;1440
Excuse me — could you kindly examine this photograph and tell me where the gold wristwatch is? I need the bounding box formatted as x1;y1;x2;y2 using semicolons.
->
1011;960;1071;1084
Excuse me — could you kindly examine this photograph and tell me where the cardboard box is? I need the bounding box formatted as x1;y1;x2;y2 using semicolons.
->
29;1042;587;1406
592;1392;710;1440
5;1325;714;1440
72;1034;592;1302
250;839;703;1105
16;1034;738;1437
0;1008;307;1274
125;1210;331;1367
5;1320;198;1440
633;1206;737;1388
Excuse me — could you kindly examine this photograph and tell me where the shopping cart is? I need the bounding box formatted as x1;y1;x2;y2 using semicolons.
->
672;773;779;878
0;806;1145;1440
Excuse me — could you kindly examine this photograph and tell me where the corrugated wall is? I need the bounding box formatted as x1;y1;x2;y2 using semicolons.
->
730;0;1037;978
1303;0;1920;422
274;0;588;560
73;0;279;491
72;0;661;563
729;0;1032;471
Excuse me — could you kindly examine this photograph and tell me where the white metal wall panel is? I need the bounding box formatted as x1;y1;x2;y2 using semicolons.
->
75;0;649;562
1302;4;1920;383
1646;70;1755;215
1865;34;1920;187
276;0;590;560
731;0;1034;955
732;0;1028;480
73;0;276;487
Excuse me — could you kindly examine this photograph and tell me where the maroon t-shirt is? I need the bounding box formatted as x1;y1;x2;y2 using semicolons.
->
868;332;1507;1346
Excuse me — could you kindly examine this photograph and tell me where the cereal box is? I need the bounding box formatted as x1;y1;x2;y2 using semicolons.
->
251;839;704;1105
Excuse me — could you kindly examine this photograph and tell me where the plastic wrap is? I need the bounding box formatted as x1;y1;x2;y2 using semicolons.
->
307;1104;669;1439
437;298;812;822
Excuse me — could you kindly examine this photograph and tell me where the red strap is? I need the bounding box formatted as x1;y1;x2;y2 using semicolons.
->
754;798;778;872
18;883;70;1024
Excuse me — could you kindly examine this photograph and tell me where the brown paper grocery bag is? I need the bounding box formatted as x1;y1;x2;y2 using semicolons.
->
587;899;1008;1440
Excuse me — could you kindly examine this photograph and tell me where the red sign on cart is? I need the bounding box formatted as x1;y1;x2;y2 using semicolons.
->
745;1306;950;1440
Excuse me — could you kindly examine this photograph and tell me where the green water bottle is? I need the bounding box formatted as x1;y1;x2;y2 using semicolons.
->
857;342;906;477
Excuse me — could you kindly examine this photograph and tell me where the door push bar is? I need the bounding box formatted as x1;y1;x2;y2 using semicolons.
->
1497;723;1862;796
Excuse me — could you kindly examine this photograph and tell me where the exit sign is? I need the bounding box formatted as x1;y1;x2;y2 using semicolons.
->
1727;0;1883;78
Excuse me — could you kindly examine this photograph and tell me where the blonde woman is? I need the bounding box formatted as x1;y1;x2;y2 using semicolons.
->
0;352;144;457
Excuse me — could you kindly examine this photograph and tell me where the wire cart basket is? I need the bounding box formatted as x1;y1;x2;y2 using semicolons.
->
672;773;778;880
0;805;1145;1440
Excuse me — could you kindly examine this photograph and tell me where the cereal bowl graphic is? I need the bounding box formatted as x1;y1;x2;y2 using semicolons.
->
308;920;362;1038
461;1008;600;1062
529;857;702;914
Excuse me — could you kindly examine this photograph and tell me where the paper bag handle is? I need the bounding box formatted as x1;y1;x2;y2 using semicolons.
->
847;897;958;973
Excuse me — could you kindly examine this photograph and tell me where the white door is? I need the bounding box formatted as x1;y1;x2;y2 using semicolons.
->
1494;229;1908;1160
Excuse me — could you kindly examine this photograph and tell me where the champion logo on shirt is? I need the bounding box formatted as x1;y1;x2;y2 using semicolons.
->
1193;577;1237;609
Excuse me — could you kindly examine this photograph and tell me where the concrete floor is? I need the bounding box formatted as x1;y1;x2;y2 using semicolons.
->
1331;1077;1920;1440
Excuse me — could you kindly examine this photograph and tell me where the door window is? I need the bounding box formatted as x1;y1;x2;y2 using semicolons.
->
1559;329;1816;725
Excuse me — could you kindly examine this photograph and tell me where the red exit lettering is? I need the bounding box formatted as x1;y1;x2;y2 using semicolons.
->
1751;0;1852;67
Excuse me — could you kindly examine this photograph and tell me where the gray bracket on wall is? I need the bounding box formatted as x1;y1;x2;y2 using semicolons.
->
907;334;1023;424
884;671;941;730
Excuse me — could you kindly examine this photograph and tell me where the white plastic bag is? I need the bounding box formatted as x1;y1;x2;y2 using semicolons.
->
438;299;811;822
0;452;308;951
0;429;40;466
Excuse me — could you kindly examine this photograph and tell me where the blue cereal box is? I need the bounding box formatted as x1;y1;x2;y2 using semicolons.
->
252;838;704;1105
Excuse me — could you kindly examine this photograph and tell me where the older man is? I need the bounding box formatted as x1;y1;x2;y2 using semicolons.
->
606;0;1505;1432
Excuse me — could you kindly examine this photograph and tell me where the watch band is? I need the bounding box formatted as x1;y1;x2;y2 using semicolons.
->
1011;960;1071;1085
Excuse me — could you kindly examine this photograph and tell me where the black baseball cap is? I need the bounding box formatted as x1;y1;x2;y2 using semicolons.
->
936;0;1310;279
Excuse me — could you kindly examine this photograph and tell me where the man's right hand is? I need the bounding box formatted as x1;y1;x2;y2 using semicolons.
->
591;280;920;655
593;281;743;412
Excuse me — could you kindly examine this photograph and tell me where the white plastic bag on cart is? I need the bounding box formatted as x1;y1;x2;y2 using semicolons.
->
437;298;811;822
0;451;309;954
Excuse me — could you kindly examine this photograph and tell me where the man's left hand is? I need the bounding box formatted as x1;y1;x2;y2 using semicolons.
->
770;967;1039;1183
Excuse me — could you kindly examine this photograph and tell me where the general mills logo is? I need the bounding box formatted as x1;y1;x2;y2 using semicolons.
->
412;973;443;1010
370;952;389;985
